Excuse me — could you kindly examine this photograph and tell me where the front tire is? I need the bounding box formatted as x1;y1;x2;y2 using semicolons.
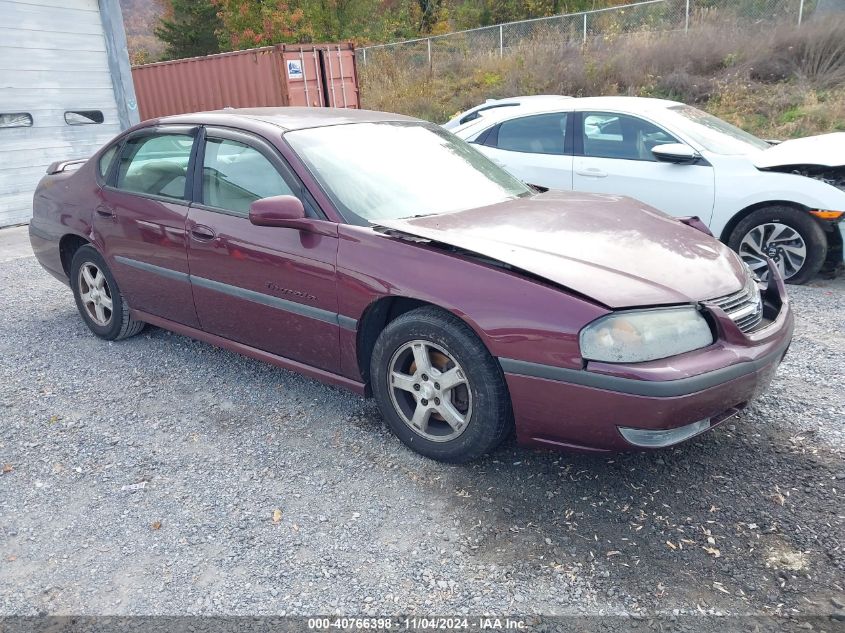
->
370;306;513;463
70;245;145;340
728;206;827;285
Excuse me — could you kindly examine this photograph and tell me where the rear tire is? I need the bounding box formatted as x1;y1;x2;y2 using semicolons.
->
728;206;827;285
370;306;513;463
70;245;145;341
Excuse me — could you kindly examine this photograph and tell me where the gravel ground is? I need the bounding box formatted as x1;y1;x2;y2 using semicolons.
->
1;254;844;627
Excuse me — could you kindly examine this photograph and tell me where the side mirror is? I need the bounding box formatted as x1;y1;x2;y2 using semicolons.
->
652;143;701;165
249;195;306;228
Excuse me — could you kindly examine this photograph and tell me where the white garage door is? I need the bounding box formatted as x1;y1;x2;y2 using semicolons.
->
0;0;123;227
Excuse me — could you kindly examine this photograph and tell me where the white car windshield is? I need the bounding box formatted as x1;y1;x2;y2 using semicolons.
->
285;122;532;223
667;105;770;155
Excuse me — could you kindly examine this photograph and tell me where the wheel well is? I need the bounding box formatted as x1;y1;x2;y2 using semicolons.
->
59;234;90;277
356;296;439;395
719;201;809;243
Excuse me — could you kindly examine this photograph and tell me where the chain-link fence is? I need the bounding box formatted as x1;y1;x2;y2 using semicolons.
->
357;0;818;68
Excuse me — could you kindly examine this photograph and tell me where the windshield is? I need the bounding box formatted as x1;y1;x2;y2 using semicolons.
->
285;121;531;223
667;105;770;155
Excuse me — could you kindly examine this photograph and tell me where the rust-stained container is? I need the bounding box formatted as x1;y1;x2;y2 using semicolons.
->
132;43;359;120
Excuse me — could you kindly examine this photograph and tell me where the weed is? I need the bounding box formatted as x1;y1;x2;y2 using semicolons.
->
359;17;845;138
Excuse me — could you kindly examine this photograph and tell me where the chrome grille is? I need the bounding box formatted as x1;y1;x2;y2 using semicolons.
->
708;276;764;333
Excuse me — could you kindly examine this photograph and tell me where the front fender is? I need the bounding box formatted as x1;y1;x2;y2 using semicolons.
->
335;225;609;382
710;159;845;237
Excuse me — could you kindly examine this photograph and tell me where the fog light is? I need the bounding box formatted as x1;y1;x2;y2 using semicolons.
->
618;419;711;448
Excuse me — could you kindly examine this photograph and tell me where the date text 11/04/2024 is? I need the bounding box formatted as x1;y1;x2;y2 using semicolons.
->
307;617;527;630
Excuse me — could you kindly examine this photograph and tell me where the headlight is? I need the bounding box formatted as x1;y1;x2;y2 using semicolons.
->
579;306;713;363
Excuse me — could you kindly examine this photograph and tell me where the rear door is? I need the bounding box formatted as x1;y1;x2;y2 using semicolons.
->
471;112;573;190
572;111;715;221
185;126;341;372
95;126;200;327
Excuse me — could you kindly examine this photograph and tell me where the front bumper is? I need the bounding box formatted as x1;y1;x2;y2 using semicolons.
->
501;267;794;452
839;221;845;264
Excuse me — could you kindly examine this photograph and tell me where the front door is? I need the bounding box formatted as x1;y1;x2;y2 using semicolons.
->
572;111;715;222
186;127;341;373
95;126;200;327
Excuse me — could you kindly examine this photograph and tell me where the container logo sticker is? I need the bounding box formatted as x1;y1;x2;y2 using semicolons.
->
287;60;304;80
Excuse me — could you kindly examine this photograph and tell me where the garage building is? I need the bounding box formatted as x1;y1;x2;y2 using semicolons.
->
0;0;138;227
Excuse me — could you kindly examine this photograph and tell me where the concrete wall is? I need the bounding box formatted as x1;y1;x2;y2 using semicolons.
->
0;0;138;227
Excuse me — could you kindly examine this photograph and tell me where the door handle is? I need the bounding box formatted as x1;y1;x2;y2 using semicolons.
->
190;225;216;241
95;205;115;218
575;168;608;178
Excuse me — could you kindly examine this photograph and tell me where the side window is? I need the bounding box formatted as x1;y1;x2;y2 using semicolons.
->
115;133;194;200
98;144;118;179
202;138;295;215
494;113;567;155
582;112;678;161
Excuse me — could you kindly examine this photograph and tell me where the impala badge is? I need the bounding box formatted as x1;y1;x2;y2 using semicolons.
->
266;282;316;302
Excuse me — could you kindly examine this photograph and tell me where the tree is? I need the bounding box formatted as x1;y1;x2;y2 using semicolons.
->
213;0;308;48
417;0;443;32
155;0;223;60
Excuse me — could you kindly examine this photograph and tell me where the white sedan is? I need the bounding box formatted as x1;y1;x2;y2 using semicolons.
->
450;96;845;283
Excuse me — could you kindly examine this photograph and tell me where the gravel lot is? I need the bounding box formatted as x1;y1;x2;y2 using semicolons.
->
1;248;844;626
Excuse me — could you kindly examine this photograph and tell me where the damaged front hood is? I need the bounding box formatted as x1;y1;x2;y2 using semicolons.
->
754;132;845;169
377;191;746;308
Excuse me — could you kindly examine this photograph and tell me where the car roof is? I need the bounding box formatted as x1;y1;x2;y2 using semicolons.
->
154;107;419;131
447;95;570;122
477;94;571;106
459;96;684;127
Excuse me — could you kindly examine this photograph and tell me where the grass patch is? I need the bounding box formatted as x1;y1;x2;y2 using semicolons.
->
360;16;845;139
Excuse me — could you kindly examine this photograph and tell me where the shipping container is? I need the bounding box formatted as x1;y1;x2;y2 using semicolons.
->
131;43;359;120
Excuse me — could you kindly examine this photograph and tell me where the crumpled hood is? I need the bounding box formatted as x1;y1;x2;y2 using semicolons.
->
377;191;746;308
753;132;845;169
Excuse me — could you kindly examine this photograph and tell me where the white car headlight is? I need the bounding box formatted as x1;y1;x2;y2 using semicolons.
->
579;306;714;363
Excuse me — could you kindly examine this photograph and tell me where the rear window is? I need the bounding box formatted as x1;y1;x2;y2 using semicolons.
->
0;113;33;128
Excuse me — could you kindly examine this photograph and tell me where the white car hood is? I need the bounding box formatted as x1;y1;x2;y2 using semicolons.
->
753;132;845;169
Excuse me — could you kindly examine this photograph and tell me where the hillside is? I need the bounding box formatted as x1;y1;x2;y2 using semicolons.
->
117;0;644;62
359;17;845;139
117;0;845;139
120;0;166;64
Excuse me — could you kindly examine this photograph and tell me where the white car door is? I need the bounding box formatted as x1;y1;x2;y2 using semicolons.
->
573;111;715;222
471;112;573;190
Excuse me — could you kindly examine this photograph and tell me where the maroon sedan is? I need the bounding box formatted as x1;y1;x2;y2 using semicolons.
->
30;108;793;462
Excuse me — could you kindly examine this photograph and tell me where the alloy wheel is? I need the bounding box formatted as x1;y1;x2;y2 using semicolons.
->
738;222;807;281
77;262;113;326
387;340;472;442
